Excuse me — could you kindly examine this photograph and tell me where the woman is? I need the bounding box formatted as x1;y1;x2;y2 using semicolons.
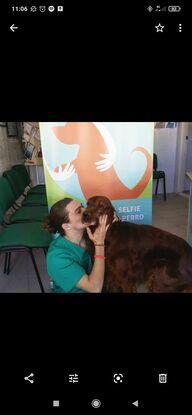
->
44;198;110;293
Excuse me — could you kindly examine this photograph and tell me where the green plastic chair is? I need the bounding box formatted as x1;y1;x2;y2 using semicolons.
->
3;170;47;206
0;177;48;224
0;176;51;292
153;153;167;201
12;164;46;194
0;221;52;292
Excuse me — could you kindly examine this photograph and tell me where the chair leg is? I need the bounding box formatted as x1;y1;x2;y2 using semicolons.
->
4;253;8;274
29;249;45;293
7;252;12;275
163;176;167;201
155;179;159;195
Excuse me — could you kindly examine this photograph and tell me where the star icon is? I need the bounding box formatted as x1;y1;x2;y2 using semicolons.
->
155;23;165;32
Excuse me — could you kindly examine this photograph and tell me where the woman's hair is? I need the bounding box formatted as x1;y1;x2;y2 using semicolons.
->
43;198;73;235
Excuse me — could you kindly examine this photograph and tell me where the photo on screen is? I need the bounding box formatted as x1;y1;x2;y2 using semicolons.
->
0;121;192;293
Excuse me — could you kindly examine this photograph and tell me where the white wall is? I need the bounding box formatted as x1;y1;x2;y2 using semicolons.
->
174;123;187;193
153;127;178;194
184;122;192;191
174;122;192;193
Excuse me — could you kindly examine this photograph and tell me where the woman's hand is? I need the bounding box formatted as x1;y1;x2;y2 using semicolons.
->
86;214;109;245
112;212;120;223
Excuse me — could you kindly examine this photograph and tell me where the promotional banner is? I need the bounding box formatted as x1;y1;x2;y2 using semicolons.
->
40;122;154;224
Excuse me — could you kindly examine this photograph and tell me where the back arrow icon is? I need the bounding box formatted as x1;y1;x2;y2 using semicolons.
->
10;24;18;32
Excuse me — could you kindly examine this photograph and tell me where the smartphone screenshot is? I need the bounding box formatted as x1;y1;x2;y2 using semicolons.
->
0;1;191;413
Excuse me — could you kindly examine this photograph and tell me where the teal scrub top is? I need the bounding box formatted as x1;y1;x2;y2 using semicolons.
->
46;235;93;293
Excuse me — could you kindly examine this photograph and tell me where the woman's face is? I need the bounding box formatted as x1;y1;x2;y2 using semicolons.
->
66;200;90;230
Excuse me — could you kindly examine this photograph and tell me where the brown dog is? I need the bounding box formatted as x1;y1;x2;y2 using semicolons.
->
82;196;192;292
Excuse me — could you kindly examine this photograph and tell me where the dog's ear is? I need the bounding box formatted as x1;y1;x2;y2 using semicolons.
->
96;204;115;225
86;196;115;226
92;197;115;225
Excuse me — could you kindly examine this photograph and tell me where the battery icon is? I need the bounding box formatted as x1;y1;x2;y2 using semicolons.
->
168;6;181;12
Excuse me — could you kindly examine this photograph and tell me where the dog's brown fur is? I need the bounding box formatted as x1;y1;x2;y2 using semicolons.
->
83;196;192;292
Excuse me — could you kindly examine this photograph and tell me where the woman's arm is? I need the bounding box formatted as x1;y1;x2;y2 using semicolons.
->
76;215;108;293
76;245;105;293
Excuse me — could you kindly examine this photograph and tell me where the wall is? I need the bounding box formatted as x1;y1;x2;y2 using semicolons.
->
0;123;45;184
0;124;24;177
23;122;45;185
174;122;192;193
174;122;187;193
153;126;178;194
184;122;192;191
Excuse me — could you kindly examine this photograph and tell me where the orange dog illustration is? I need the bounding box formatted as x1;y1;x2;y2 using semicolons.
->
51;122;152;200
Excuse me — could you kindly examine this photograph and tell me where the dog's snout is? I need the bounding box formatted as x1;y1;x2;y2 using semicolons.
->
82;212;91;222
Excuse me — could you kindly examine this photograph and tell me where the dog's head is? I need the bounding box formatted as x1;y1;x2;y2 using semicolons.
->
82;196;116;230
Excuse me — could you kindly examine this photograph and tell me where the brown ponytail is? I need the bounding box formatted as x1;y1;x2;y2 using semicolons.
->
43;198;73;235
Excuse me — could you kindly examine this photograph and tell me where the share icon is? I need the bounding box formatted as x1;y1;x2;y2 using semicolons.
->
24;373;34;384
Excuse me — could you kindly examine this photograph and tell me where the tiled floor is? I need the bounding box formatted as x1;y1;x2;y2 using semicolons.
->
0;193;189;293
152;193;189;240
0;248;51;293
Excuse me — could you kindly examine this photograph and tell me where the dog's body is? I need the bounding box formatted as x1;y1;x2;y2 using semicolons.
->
83;196;192;292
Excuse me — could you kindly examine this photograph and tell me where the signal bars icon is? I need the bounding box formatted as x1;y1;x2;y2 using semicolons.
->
147;5;167;12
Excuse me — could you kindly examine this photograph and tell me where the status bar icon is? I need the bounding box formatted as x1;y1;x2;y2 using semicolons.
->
39;6;46;12
48;5;55;12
